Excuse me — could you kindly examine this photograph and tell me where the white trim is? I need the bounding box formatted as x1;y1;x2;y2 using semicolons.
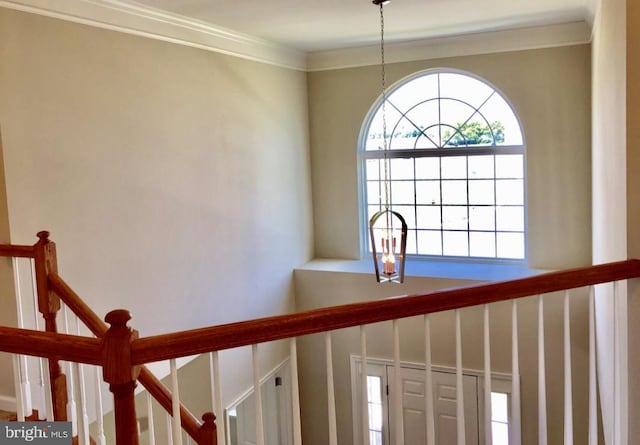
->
0;2;590;72
0;0;306;70
307;21;592;71
0;394;17;412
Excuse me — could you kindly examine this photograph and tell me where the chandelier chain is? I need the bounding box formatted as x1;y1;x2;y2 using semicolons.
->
379;2;391;214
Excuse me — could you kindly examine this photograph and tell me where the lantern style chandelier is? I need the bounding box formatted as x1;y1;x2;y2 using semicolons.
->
369;0;408;283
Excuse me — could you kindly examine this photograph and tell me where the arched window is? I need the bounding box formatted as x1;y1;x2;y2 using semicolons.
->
360;70;526;260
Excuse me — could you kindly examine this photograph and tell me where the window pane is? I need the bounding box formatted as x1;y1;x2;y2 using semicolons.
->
366;105;404;151
417;230;442;255
496;179;523;205
366;159;381;180
468;155;495;178
496;206;524;231
416;206;441;230
405;229;417;254
388;74;439;110
478;93;523;145
415;157;441;179
393;205;415;228
443;231;468;256
469;206;495;230
367;181;382;205
368;205;383;223
439;72;494;109
391;181;414;205
368;403;382;429
370;431;383;445
496;154;524;178
367;376;382;403
440;100;479;144
442;206;467;230
497;232;525;259
416;181;441;205
468;180;495;205
492;422;509;445
441;180;468;205
470;232;496;257
441;157;467;179
491;392;509;422
390;158;414;180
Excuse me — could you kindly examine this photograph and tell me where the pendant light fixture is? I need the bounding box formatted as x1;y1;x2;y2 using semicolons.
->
369;0;407;283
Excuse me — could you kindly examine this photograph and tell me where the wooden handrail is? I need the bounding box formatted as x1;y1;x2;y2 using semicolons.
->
0;326;101;365
131;259;640;365
0;244;35;258
49;272;206;443
137;368;203;439
49;273;108;337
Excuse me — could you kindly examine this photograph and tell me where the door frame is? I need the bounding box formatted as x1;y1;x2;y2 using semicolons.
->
350;355;516;445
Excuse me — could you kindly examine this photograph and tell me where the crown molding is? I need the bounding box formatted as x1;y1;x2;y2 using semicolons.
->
0;0;307;71
0;1;592;73
306;21;593;72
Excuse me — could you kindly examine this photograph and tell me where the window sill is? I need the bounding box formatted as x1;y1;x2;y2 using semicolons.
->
297;258;546;282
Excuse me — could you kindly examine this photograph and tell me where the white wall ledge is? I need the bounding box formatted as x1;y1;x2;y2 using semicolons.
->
297;258;545;282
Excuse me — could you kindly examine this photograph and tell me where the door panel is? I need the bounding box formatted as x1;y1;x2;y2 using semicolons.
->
387;366;479;445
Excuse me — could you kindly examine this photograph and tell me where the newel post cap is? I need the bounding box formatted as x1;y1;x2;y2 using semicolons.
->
102;309;140;386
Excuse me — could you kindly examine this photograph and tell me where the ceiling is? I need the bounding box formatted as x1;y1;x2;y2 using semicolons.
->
126;0;596;52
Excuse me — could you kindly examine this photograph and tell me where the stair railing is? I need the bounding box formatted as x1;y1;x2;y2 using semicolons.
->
0;232;216;445
1;232;639;444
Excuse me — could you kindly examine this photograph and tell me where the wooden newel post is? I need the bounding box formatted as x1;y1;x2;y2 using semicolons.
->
198;412;217;445
33;230;68;420
103;310;141;445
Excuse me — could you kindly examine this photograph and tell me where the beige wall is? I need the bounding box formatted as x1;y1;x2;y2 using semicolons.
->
0;6;313;407
309;45;592;270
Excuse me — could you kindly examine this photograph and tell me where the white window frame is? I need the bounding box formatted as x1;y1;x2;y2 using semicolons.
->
358;69;527;263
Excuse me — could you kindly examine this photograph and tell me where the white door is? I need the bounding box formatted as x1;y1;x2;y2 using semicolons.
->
387;366;479;445
353;361;480;445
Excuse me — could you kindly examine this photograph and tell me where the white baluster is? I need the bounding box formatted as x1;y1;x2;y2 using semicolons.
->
72;362;89;445
75;317;90;445
290;339;302;445
393;319;404;445
613;281;625;445
29;259;46;417
209;351;226;445
166;412;174;445
94;367;106;445
146;393;156;445
538;295;547;445
12;354;25;421
588;287;597;445
42;358;54;421
360;325;370;445
62;308;78;433
484;305;492;445
455;309;466;445
170;359;183;445
252;345;265;445
564;291;573;445
424;315;435;445
12;258;32;418
325;333;338;445
511;300;522;445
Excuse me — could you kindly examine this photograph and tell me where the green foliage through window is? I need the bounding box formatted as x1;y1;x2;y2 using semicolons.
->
443;121;505;146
